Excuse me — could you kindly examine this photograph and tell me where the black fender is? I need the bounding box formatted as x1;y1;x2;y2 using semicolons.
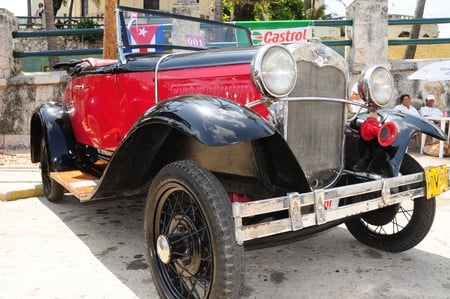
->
137;94;276;146
92;95;311;199
30;102;76;171
346;109;446;176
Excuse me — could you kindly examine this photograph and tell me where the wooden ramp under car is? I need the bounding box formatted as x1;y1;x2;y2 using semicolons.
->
50;171;98;201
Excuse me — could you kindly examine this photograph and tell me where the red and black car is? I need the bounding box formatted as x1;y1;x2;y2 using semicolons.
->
31;6;449;298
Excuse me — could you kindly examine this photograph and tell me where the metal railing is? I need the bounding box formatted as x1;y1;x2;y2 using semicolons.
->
17;16;104;29
11;17;450;59
313;19;353;47
388;17;450;45
12;28;103;58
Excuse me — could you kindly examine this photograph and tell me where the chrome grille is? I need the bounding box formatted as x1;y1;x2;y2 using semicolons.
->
282;60;347;189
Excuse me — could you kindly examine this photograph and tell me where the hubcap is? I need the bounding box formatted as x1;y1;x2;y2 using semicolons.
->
156;235;171;264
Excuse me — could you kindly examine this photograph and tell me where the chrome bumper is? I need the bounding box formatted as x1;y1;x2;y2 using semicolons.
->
233;172;428;245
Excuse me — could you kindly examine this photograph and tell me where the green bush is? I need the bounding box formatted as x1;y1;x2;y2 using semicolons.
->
75;18;100;43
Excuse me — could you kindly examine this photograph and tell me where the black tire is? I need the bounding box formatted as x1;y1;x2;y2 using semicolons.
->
144;160;244;299
345;154;436;252
40;139;64;202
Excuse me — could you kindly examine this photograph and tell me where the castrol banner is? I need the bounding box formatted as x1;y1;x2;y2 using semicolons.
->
234;20;312;45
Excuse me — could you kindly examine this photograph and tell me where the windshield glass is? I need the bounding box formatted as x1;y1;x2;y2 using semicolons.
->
117;6;252;56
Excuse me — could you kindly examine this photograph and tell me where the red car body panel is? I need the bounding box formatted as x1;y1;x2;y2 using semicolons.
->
157;64;261;105
66;63;265;151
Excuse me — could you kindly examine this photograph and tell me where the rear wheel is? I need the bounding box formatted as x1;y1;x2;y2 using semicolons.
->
345;154;436;252
144;160;244;298
40;139;64;202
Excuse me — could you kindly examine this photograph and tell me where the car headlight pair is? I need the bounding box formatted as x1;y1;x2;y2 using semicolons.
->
252;44;394;107
357;65;394;107
251;45;297;98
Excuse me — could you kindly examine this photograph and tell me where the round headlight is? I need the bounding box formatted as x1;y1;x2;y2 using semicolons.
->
358;65;394;107
252;45;297;98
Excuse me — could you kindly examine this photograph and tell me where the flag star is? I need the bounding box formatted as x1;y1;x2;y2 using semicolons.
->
138;27;147;36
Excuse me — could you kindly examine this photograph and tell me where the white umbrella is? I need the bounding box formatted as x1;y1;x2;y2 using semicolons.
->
408;60;450;81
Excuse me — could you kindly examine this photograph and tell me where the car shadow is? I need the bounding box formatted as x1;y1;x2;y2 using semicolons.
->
39;195;450;298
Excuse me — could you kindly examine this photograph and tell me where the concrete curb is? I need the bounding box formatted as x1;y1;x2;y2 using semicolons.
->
0;184;44;202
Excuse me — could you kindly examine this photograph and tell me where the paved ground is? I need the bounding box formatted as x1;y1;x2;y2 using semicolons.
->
0;150;449;298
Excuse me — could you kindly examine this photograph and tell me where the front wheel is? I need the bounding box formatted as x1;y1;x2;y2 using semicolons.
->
144;160;244;298
345;154;436;252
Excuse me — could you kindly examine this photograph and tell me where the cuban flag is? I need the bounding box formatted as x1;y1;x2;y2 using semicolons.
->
125;12;165;52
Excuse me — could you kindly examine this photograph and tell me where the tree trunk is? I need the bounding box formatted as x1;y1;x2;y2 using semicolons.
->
27;0;33;28
44;0;59;69
403;0;427;59
67;0;74;28
214;0;223;21
103;0;118;59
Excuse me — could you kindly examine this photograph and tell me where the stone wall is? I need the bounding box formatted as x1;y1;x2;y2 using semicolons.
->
0;9;71;148
0;72;70;148
390;60;450;110
16;30;103;52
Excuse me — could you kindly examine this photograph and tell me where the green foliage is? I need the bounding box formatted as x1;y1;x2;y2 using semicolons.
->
270;0;305;20
227;0;332;21
230;0;307;21
222;0;234;21
75;18;100;43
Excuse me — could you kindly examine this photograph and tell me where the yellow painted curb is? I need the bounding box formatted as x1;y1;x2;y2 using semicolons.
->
0;185;44;202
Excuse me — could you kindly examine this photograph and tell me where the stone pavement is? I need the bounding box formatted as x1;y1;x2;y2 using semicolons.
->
1;148;450;202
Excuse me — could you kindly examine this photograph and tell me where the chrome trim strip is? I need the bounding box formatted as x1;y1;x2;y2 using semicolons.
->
116;7;126;65
283;96;365;106
154;53;175;104
233;172;427;245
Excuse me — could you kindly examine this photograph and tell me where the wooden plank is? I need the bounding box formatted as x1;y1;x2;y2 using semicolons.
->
50;171;98;200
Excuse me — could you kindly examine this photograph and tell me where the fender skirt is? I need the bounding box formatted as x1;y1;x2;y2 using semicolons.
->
91;95;311;200
30;102;76;171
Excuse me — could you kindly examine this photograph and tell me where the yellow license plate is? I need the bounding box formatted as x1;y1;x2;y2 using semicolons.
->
424;165;449;199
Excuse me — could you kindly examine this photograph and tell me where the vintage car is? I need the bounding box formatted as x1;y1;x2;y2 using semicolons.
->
31;5;449;298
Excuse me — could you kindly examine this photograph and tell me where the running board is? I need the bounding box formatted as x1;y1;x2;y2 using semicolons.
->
50;171;98;201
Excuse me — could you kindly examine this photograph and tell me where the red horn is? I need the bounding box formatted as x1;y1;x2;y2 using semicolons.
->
361;117;398;147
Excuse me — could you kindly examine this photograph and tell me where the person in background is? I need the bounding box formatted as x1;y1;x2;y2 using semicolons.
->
348;83;366;114
55;19;63;29
35;2;44;17
394;94;421;117
419;94;443;118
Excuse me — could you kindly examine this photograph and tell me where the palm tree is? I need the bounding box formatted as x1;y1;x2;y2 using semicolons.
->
44;0;59;68
403;0;427;59
27;0;33;27
103;0;117;59
214;0;223;21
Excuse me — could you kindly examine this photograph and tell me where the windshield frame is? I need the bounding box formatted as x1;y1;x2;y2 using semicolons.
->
116;5;253;64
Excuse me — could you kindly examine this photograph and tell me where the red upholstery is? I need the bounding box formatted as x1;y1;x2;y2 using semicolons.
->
82;58;117;67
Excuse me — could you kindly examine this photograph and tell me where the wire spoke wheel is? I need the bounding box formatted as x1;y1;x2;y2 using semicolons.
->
156;188;212;297
145;160;244;298
359;200;413;235
346;154;436;252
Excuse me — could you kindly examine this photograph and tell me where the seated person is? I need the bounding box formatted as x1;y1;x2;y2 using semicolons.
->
419;94;443;118
348;83;366;114
394;94;420;117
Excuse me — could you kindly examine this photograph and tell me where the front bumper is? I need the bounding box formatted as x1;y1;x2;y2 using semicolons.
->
233;169;448;245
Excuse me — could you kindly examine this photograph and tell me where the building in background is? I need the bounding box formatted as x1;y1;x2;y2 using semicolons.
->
388;14;438;38
53;0;215;20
